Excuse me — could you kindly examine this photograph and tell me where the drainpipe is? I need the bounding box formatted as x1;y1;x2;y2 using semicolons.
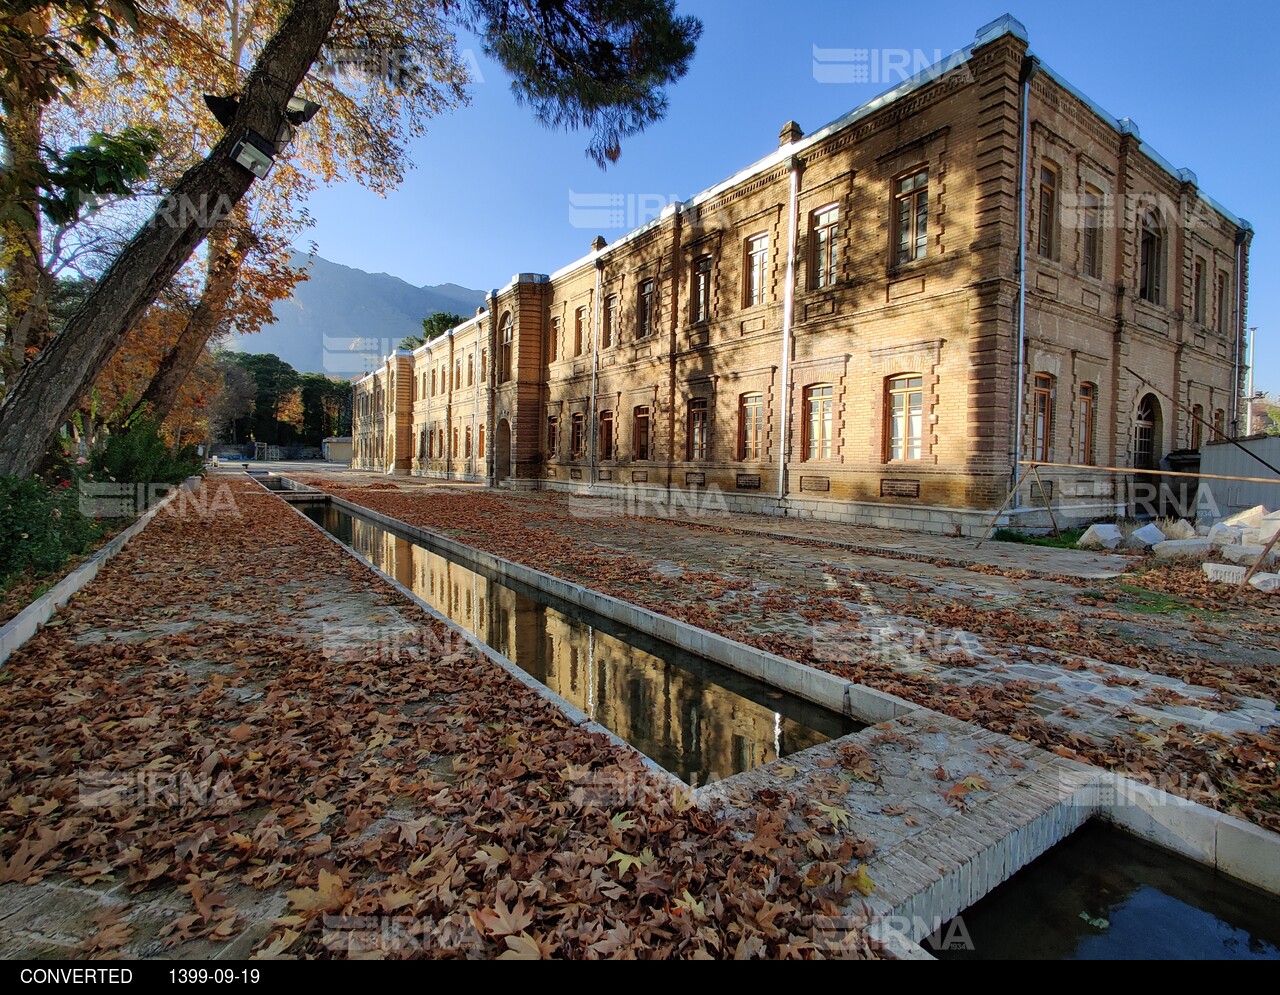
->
1011;55;1040;509
472;324;480;482
589;252;603;487
1245;326;1257;435
777;156;803;503
486;293;498;488
1230;230;1246;435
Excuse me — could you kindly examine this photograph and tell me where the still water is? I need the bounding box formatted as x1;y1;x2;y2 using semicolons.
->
935;821;1280;960
298;499;860;784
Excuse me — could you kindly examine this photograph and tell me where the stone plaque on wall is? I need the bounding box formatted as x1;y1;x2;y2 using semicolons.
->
880;479;921;498
685;472;706;487
632;470;649;483
736;474;762;490
570;468;583;481
800;476;830;493
598;470;612;482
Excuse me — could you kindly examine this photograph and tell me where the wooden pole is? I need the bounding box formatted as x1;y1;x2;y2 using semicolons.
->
1032;464;1062;536
975;465;1033;549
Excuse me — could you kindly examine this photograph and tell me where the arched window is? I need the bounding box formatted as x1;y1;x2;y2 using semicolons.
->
1078;383;1097;465
1191;404;1204;449
804;385;834;461
1139;208;1164;304
1213;408;1226;440
499;313;514;382
1135;393;1162;469
886;375;924;461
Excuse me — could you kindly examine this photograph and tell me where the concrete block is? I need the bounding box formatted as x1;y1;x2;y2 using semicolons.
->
1216;814;1280;896
1207;523;1244;546
1077;523;1123;550
1162;519;1197;540
1152;538;1212;560
1248;573;1280;593
1128;523;1167;548
1223;505;1270;529
1260;518;1280;545
1222;544;1275;566
1202;562;1248;585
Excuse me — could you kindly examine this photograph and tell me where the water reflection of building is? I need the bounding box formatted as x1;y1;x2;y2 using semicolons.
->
346;518;822;782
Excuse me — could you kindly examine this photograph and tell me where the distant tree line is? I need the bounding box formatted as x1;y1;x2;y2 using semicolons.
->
216;353;351;448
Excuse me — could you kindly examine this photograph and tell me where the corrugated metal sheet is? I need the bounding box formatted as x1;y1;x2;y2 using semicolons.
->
1199;436;1280;515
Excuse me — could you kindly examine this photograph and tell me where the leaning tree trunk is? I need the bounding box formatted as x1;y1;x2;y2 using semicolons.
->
129;222;248;424
2;98;50;365
0;0;339;480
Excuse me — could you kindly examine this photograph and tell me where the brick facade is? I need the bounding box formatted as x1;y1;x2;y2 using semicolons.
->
352;16;1252;535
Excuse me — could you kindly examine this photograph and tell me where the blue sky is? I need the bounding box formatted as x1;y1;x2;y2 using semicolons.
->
301;0;1276;390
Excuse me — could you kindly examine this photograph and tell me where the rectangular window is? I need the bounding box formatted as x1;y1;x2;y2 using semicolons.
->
805;386;834;461
467;354;474;386
1032;374;1054;463
633;406;652;460
687;398;708;461
746;234;769;306
1082;187;1102;278
431;369;437;396
1037;165;1058;259
465;425;473;458
455;360;462;390
571;413;585;459
599;410;614;461
480;348;487;382
1078;383;1097;465
692;255;712;323
575;306;587;356
894;168;929;265
739;393;764;461
546;416;559;459
428;430;435;459
548;317;559;362
478;423;486;458
1191;404;1204;449
887;376;924;461
1193;259;1206;325
452;425;459;457
812;205;839;289
1217;272;1230;335
638;279;656;338
1214;408;1226;439
603;295;617;349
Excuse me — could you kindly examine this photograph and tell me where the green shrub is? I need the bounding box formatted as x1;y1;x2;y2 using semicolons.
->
92;417;204;488
0;475;105;586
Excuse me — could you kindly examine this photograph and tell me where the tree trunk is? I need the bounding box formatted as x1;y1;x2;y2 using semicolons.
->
129;221;248;423
0;0;339;480
2;98;49;365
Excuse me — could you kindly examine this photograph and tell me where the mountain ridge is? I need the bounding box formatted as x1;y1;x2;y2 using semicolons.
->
228;252;487;376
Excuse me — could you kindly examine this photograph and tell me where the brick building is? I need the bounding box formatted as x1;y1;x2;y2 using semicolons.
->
352;14;1252;535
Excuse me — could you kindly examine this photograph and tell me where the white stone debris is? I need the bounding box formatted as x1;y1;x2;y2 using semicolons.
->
1152;538;1212;560
1203;562;1249;584
1249;573;1280;593
1077;523;1123;550
1222;505;1271;529
1127;523;1167;549
1207;523;1244;546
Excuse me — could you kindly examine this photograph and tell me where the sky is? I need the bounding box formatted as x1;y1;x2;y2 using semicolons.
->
299;0;1277;391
